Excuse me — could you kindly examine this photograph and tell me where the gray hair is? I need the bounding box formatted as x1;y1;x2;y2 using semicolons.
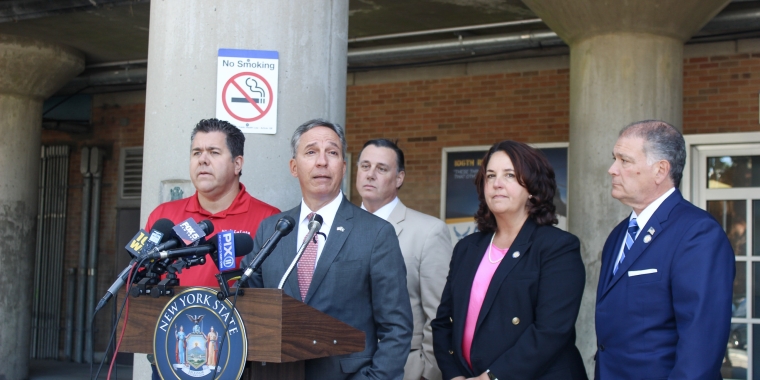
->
620;120;686;188
290;119;347;160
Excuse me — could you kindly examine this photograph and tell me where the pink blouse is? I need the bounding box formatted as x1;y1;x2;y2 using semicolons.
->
462;242;509;368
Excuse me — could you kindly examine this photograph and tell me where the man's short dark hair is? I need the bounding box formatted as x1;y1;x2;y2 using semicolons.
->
191;118;245;175
359;139;405;173
191;118;245;157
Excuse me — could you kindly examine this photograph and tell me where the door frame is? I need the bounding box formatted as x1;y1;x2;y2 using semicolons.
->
683;132;760;203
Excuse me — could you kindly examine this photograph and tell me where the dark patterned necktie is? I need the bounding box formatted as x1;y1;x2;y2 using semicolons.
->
297;213;318;301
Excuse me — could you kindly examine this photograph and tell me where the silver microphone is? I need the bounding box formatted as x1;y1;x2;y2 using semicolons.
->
277;213;323;289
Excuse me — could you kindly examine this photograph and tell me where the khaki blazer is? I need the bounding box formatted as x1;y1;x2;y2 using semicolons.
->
388;201;452;380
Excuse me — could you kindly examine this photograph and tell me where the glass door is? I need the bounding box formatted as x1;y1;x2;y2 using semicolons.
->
694;144;760;380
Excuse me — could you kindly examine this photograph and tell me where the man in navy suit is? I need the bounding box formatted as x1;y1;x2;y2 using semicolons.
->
595;120;734;379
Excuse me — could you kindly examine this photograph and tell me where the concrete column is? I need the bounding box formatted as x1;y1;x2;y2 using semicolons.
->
520;0;730;375
138;1;347;377
140;0;348;217
0;34;83;380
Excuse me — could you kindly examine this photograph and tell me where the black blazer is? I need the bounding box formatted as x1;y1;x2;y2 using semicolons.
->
432;219;588;380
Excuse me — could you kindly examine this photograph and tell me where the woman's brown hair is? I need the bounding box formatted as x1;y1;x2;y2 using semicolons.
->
474;140;558;233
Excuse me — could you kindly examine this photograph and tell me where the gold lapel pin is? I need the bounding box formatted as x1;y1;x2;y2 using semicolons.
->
643;235;652;243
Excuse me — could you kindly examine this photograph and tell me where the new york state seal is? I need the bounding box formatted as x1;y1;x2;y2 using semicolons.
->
153;287;247;379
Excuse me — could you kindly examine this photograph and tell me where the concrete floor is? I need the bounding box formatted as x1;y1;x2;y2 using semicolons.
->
29;359;133;380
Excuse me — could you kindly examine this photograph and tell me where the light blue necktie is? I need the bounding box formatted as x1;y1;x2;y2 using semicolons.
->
613;218;639;275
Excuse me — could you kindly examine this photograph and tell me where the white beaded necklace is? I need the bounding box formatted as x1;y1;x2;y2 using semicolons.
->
487;233;505;264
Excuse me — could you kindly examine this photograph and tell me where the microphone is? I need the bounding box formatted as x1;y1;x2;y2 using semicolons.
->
150;219;214;254
240;216;296;283
142;218;176;253
211;232;255;271
123;219;176;259
148;232;252;261
94;218;176;313
276;214;322;289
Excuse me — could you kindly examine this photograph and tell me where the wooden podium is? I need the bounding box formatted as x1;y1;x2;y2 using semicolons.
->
118;287;365;379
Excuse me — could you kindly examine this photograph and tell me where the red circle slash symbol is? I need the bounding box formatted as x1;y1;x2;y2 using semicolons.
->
222;72;274;122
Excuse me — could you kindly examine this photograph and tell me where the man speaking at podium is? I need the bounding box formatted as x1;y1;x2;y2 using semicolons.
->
145;118;279;287
242;119;413;379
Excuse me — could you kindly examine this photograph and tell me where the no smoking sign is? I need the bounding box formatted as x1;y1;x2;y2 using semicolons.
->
216;49;279;134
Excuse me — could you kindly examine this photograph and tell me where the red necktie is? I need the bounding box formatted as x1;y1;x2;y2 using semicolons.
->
297;213;318;301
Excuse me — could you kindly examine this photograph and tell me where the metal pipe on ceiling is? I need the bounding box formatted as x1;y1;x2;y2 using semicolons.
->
86;59;148;69
699;7;760;32
348;18;544;43
55;5;760;88
66;68;147;88
346;6;760;66
348;30;562;65
0;0;149;23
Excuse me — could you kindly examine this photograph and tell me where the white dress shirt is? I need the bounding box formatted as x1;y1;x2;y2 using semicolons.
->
613;187;676;268
297;191;344;268
361;196;400;221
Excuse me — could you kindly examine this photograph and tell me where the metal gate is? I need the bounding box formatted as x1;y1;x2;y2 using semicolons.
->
30;146;70;359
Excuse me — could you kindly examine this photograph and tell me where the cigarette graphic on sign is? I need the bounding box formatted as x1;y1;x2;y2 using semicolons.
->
231;78;267;104
220;72;274;122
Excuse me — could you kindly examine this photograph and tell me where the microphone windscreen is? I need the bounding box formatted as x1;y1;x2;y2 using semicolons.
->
233;233;254;257
150;218;176;241
198;219;214;235
209;232;253;270
276;216;296;234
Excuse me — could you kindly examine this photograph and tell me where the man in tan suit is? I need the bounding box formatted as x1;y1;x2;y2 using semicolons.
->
356;139;452;380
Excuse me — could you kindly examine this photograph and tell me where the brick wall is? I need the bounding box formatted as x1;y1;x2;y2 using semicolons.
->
683;53;760;134
346;52;760;217
346;69;571;216
41;96;145;355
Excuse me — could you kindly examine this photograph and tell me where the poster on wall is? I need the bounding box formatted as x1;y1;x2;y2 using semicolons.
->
440;143;568;244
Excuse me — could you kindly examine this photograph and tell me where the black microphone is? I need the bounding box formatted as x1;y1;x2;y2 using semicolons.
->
276;214;322;289
209;233;255;270
95;218;176;313
148;232;251;260
240;216;296;283
150;219;214;253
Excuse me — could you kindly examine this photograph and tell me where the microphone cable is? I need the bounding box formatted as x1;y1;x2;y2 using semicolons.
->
106;261;137;380
210;266;245;379
91;256;148;380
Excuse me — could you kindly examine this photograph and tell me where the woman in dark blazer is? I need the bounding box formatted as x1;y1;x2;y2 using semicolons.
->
432;140;587;380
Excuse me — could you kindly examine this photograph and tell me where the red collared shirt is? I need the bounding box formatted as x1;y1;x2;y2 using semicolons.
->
145;183;280;287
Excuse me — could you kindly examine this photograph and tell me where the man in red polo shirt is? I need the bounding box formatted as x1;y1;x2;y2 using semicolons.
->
145;118;279;287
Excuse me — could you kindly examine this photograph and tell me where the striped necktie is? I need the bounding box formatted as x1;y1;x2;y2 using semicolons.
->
613;218;639;275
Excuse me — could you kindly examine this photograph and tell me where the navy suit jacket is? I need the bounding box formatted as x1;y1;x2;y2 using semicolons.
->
242;197;413;380
432;219;587;380
595;190;734;380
